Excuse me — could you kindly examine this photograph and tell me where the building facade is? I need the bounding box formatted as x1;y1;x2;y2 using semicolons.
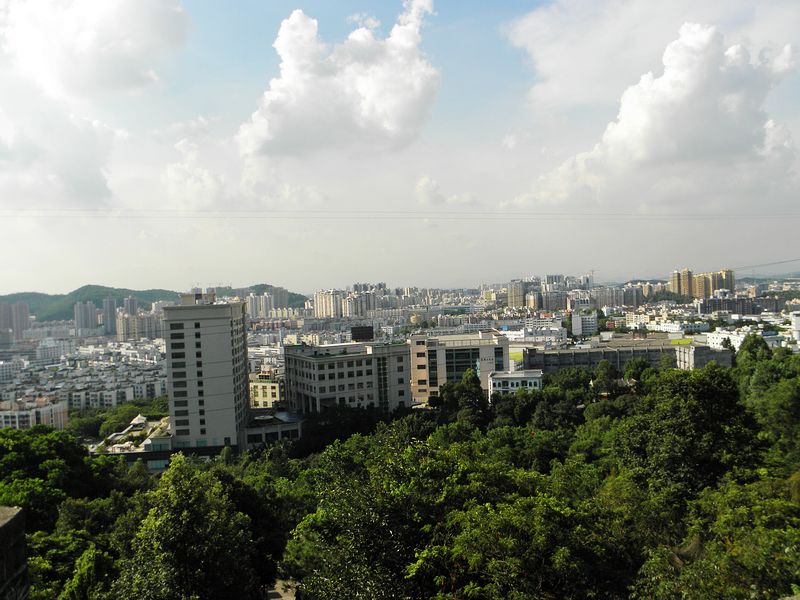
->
410;331;509;405
284;342;410;414
488;369;543;402
163;293;249;450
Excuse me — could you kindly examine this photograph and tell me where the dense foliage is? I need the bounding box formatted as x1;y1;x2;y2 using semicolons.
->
3;335;799;598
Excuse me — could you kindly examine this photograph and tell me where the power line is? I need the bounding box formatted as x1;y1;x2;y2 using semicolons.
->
1;207;799;222
729;258;800;271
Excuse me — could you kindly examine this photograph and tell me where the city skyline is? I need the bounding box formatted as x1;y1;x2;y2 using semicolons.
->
0;0;798;293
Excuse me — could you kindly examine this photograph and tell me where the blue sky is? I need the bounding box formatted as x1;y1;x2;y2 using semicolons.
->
0;0;798;293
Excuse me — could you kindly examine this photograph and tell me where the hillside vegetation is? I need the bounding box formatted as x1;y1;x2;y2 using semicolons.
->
0;284;307;321
3;334;798;599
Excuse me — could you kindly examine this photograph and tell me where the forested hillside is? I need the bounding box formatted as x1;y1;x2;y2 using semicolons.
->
2;335;799;599
0;283;307;321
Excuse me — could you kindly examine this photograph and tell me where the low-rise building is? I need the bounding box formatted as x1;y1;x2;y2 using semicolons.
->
488;369;543;402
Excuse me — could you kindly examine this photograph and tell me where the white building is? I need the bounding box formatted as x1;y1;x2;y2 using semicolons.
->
705;329;785;351
791;312;800;342
164;293;249;450
488;370;544;402
0;398;68;430
572;312;598;337
284;342;410;413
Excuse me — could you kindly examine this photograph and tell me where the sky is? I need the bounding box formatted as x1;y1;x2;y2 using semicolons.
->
0;0;798;295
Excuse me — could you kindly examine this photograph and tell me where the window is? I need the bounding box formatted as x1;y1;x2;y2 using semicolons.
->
173;371;186;379
199;419;206;425
175;410;188;417
172;352;185;359
197;371;203;377
197;381;203;387
170;333;184;340
347;360;354;367
195;342;201;348
199;409;205;415
197;361;203;367
200;428;206;435
397;366;404;372
173;362;185;368
174;391;187;398
174;400;188;407
195;332;201;338
170;323;184;330
172;343;185;349
416;352;425;358
173;381;187;388
176;429;190;436
196;352;202;358
417;379;427;386
415;340;425;346
175;419;190;426
399;390;405;396
195;322;200;328
397;378;404;385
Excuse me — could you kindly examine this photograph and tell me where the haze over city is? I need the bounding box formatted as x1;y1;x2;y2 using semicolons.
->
0;0;798;294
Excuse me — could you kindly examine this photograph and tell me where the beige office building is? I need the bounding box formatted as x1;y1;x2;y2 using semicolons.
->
410;331;509;405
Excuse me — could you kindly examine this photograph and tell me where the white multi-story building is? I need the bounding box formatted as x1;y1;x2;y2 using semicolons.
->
488;370;544;402
164;293;249;450
410;331;509;405
0;398;68;430
284;342;410;413
791;312;800;342
572;312;598;337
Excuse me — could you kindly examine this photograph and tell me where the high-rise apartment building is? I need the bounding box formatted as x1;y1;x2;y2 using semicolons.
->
123;296;138;316
10;303;29;341
102;297;117;335
507;280;527;308
679;268;694;298
73;301;97;334
163;293;249;450
410;331;509;405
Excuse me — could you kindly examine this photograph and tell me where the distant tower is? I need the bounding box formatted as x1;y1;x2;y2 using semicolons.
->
123;296;138;316
102;297;117;335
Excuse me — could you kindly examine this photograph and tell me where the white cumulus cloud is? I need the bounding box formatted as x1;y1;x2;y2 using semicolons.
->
0;0;188;205
0;0;187;99
513;23;797;213
237;0;439;157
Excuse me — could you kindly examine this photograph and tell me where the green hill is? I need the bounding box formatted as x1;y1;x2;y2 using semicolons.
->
0;283;308;321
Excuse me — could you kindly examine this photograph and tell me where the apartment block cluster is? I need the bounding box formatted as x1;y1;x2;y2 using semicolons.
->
0;339;168;431
668;267;735;299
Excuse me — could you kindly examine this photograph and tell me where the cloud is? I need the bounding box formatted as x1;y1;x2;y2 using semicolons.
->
237;0;439;157
161;139;226;209
512;23;797;213
0;0;188;205
0;0;187;99
507;0;799;117
0;71;115;204
415;176;478;207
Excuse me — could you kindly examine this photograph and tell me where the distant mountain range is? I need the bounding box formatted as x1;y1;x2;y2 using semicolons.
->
0;284;308;322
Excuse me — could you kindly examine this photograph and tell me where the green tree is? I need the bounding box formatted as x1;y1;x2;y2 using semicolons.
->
612;365;760;509
115;454;258;600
